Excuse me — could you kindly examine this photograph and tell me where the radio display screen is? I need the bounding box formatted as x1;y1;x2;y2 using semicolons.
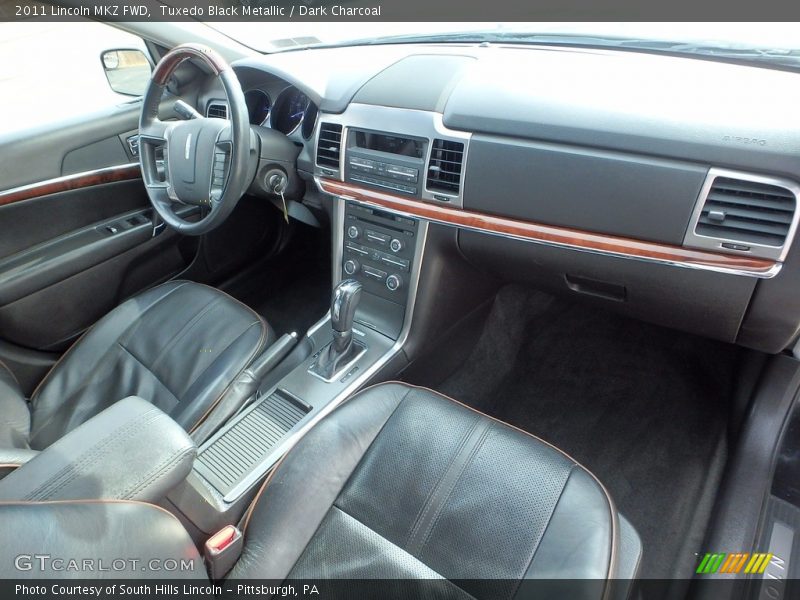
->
352;130;425;159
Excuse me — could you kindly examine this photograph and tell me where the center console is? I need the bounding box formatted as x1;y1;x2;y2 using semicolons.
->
166;103;466;540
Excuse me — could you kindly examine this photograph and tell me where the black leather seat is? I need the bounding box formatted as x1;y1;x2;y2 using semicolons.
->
231;383;641;594
0;383;641;596
0;280;272;452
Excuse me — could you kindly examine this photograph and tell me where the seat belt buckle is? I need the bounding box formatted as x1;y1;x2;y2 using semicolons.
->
204;524;243;581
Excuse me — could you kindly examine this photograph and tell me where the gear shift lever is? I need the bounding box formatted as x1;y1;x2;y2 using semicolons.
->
309;279;365;381
331;279;362;354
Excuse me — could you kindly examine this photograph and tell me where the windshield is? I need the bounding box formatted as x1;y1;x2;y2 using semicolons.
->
212;22;800;68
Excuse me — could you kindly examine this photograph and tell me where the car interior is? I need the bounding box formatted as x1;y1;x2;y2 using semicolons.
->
1;22;800;600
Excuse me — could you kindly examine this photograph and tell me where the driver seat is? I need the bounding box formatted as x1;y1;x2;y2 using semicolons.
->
0;281;273;453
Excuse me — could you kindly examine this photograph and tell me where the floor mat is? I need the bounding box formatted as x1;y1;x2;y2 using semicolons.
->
227;223;331;337
431;286;738;581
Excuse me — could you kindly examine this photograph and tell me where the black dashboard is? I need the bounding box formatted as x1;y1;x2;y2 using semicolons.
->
204;43;800;354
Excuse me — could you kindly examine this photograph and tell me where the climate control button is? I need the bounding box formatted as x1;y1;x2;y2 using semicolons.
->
389;238;404;253
343;259;360;275
347;225;360;239
386;274;402;292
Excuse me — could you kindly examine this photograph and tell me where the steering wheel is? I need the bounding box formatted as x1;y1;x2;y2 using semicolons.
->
139;44;255;235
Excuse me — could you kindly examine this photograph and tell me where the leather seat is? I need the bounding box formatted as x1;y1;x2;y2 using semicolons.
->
231;383;641;595
0;383;641;596
0;281;272;452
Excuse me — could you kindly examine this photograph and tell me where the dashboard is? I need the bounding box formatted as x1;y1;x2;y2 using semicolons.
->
200;43;800;354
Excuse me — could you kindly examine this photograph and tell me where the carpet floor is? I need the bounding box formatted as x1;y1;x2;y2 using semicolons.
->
426;285;738;582
227;222;331;338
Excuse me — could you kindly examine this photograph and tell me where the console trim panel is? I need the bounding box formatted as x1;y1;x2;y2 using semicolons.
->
318;177;779;279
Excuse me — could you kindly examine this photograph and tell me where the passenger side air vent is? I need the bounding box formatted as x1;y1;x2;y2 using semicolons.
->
207;102;228;119
316;122;342;169
695;175;796;247
426;139;464;195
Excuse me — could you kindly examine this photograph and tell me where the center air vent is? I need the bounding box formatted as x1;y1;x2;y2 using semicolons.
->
695;175;796;247
316;123;342;169
427;139;464;195
207;102;228;119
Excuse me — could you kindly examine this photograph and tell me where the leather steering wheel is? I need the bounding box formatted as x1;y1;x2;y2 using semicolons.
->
139;44;254;235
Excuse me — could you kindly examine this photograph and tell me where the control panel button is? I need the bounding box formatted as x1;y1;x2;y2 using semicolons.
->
379;254;410;272
347;225;360;239
362;266;388;282
389;238;404;253
349;175;417;195
343;259;360;275
345;242;369;256
365;229;390;245
386;274;403;292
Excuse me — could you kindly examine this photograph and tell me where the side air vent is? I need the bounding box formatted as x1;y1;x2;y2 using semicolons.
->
427;139;464;195
207;102;228;119
316;122;342;169
695;175;796;247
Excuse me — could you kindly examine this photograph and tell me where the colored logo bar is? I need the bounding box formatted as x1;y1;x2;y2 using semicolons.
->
696;553;774;575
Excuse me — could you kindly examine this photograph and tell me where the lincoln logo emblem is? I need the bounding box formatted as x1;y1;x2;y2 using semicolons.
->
184;133;192;160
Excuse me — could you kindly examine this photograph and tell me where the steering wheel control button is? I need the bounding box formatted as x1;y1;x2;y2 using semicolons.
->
343;259;360;275
347;225;360;239
362;265;387;282
212;151;227;190
386;274;403;291
389;238;404;253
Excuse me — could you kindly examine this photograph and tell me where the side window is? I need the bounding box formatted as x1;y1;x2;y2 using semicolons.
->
0;21;151;136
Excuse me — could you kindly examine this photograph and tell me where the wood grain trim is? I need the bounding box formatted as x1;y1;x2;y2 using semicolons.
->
152;43;228;86
319;178;778;276
0;164;141;207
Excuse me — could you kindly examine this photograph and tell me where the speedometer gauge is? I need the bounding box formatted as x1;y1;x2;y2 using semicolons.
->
271;87;310;135
244;89;271;126
301;103;318;140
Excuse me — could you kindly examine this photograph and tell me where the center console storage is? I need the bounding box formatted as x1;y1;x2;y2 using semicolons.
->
167;300;398;537
195;389;310;496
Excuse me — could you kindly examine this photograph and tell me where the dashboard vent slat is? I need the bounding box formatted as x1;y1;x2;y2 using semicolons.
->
695;176;796;247
207;102;228;119
427;139;464;195
705;191;794;213
316;122;342;169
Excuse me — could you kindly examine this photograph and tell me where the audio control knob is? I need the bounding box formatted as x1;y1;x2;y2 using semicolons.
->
389;238;404;253
347;225;360;239
386;274;402;292
343;259;360;275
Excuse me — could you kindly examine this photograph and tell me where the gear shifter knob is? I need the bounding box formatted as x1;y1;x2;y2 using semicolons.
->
331;279;362;353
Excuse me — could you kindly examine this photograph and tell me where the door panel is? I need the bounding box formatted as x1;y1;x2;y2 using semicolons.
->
0;176;144;258
0;100;142;190
0;227;190;351
0;105;197;354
